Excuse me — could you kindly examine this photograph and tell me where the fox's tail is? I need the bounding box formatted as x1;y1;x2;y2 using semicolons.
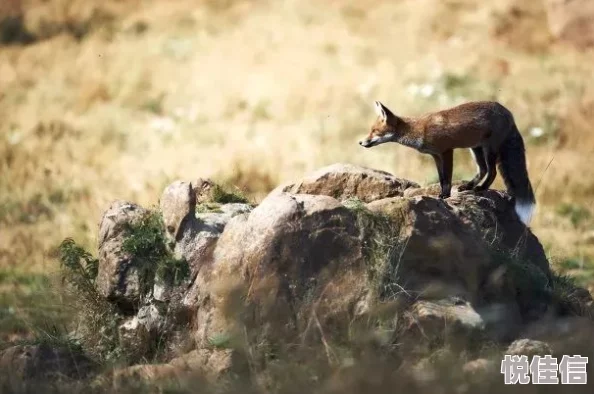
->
497;124;536;226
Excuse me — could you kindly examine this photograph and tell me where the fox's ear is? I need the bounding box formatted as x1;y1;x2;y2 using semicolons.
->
374;101;392;121
374;101;386;121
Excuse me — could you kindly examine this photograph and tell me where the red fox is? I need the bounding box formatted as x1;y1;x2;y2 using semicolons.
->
359;101;536;225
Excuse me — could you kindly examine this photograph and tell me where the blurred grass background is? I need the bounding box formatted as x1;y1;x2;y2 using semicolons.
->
0;0;593;343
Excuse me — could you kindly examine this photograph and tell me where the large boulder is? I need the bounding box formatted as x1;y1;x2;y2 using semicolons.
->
366;196;490;303
87;164;593;384
273;163;419;203
190;192;366;347
185;186;552;355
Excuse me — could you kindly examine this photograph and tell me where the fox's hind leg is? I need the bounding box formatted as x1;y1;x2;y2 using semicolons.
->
474;147;498;191
458;147;487;191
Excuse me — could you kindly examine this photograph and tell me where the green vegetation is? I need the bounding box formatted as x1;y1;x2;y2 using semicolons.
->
209;184;250;205
122;211;190;289
195;202;224;214
343;197;407;302
207;332;234;350
58;238;121;363
556;203;592;228
0;270;65;346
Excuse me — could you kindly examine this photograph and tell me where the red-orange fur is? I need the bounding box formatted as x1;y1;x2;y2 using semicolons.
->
359;101;536;225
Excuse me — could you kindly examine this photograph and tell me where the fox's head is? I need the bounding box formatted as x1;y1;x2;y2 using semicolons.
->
359;101;402;148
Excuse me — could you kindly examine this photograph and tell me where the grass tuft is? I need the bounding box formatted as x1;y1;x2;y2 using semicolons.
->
121;210;190;289
209;184;250;205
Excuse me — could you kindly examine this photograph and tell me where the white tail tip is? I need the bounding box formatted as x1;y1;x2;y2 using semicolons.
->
515;201;535;226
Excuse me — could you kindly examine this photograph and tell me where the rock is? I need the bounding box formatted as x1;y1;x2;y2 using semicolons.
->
169;348;249;380
368;190;552;319
544;0;594;49
402;183;444;198
109;363;184;389
402;298;485;352
0;343;94;382
165;204;253;301
447;190;550;277
193;178;216;204
87;164;581;375
118;304;166;360
367;196;490;302
196;203;253;233
191;191;366;346
97;200;148;310
160;181;196;241
105;348;248;389
155;182;253;303
506;339;552;358
273;163;419;203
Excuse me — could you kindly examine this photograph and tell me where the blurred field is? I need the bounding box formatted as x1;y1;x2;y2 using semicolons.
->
1;0;594;341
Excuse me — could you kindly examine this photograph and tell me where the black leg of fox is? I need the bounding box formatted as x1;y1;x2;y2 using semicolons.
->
433;150;453;199
431;153;444;192
459;147;487;191
442;150;453;197
475;148;498;191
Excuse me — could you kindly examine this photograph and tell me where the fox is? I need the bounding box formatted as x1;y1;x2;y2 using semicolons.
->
359;100;536;225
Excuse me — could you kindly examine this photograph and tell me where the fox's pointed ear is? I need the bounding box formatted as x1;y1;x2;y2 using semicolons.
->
374;101;387;121
374;101;395;122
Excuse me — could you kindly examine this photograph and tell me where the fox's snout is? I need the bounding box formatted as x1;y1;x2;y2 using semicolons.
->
359;139;372;148
358;133;393;148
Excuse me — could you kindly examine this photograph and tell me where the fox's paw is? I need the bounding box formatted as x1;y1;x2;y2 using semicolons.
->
457;182;474;192
472;185;487;193
438;192;450;199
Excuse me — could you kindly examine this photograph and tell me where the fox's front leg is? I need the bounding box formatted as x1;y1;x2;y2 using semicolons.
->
431;150;453;199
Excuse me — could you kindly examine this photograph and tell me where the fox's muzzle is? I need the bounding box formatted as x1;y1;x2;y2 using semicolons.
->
359;133;394;148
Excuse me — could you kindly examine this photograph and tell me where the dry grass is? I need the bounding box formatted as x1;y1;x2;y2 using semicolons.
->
1;0;594;340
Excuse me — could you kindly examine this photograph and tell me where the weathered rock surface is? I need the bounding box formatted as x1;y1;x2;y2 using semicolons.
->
169;348;249;379
97;200;148;309
84;163;594;385
160;180;196;242
506;339;552;358
273;163;419;203
403;298;486;349
191;191;366;347
105;348;248;389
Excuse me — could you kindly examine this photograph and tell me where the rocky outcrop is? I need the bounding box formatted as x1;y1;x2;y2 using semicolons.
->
273;163;419;203
69;163;593;386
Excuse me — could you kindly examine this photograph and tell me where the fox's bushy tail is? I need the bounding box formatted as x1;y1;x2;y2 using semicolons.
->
497;124;536;225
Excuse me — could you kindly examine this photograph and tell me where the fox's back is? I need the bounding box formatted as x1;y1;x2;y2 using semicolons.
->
417;101;514;150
